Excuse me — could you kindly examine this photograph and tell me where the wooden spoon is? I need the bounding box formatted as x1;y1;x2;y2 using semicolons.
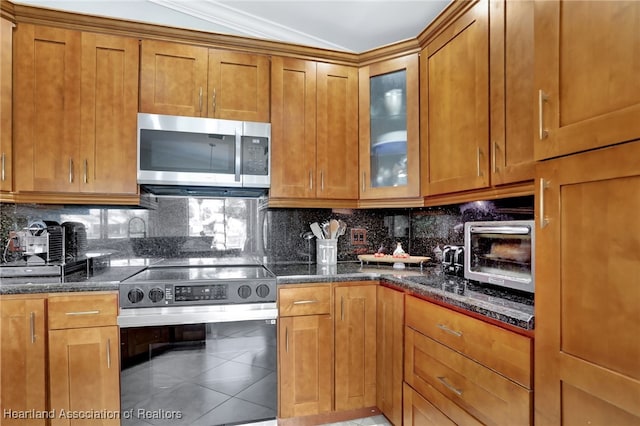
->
329;219;339;239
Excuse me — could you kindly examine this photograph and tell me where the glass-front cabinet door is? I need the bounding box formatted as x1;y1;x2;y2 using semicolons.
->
359;54;420;202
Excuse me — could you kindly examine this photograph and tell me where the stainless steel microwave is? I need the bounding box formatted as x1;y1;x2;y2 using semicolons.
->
137;113;271;191
464;220;534;293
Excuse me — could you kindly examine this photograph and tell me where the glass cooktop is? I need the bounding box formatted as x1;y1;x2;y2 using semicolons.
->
123;265;274;283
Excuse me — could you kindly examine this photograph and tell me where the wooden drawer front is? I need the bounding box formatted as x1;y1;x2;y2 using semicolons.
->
403;382;456;426
405;295;532;388
48;293;117;329
405;327;532;426
278;286;331;317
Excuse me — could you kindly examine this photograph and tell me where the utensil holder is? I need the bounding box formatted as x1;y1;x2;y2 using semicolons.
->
316;239;337;266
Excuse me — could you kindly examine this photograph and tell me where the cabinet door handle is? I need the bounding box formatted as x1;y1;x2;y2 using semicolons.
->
309;170;313;190
436;323;463;337
212;88;217;114
320;170;324;191
362;172;366;192
285;327;289;353
437;376;463;396
538;90;549;140
30;312;36;344
539;178;550;229
292;300;318;305
341;296;344;321
492;141;498;173
65;310;100;316
1;152;5;181
476;148;483;177
107;338;111;369
69;158;74;183
83;159;88;184
198;87;203;113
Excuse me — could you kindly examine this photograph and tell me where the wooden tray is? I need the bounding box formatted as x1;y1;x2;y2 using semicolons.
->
357;254;431;265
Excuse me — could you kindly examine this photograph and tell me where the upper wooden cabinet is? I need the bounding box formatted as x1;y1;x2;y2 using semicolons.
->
13;24;138;195
534;141;640;425
420;0;490;196
0;296;47;426
140;39;270;122
0;18;13;194
270;57;358;204
359;54;420;200
534;1;640;160
489;0;535;185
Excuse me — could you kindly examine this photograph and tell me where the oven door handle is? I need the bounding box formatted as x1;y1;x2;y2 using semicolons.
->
468;226;530;235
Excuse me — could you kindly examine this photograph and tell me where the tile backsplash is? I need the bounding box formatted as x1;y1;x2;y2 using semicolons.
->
0;196;533;264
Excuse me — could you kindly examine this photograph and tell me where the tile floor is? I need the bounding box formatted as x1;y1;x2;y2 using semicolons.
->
121;321;278;426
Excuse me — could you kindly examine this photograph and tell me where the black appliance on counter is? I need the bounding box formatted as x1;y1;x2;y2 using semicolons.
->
442;245;464;277
62;221;87;260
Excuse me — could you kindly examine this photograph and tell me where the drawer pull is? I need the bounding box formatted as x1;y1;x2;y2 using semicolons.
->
437;376;463;396
436;323;463;337
65;310;100;316
292;300;319;305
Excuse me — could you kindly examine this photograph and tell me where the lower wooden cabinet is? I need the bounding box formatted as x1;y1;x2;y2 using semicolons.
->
376;285;404;425
0;296;47;426
404;295;532;425
48;292;120;426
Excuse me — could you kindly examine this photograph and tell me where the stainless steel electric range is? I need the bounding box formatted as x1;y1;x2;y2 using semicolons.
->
118;258;278;426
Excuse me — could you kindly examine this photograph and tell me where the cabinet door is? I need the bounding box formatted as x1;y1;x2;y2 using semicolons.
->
359;54;420;200
316;63;359;200
334;284;377;411
534;1;640;160
208;50;270;122
421;0;490;196
80;33;138;194
489;0;535;185
535;141;640;425
139;39;208;117
0;18;13;193
49;326;120;426
0;297;46;426
278;315;333;418
14;24;81;192
376;285;404;426
270;57;317;199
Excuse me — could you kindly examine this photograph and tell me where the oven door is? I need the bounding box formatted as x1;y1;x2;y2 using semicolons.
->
464;221;535;293
119;305;277;426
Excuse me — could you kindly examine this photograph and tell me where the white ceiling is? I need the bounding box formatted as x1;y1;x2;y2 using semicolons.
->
11;0;452;52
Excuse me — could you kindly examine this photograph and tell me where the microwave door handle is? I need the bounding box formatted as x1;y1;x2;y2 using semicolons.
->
469;226;530;234
235;129;242;183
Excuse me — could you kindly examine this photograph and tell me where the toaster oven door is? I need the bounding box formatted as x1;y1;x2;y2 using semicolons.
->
464;221;534;293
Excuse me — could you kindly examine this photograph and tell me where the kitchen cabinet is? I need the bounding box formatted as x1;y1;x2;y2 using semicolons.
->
534;141;640;425
420;0;490;196
48;292;120;426
13;24;139;196
376;285;404;426
404;295;532;425
334;283;377;411
278;284;333;418
270;57;358;205
140;39;270;122
0;296;47;426
489;0;535;185
359;54;420;201
0;17;13;194
534;1;640;160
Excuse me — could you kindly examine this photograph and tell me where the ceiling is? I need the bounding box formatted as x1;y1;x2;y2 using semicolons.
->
11;0;452;52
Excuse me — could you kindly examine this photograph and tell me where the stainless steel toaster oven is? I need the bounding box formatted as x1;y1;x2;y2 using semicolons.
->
464;220;534;293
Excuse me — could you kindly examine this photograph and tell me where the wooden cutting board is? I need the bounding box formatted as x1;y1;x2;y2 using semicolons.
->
357;254;431;264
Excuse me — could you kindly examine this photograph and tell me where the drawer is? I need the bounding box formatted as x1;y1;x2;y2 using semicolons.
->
405;327;532;426
48;292;118;329
405;295;532;388
278;285;331;317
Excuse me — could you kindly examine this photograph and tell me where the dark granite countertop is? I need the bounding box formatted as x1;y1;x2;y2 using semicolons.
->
267;261;534;331
1;259;534;331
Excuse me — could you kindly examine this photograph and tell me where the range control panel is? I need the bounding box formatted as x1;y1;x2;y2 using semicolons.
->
119;280;276;308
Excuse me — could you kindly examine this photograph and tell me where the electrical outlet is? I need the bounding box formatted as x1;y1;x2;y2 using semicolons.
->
350;228;367;245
